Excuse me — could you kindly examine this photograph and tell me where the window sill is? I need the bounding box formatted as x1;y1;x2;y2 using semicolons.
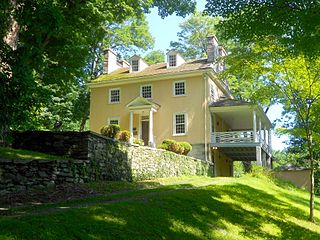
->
172;133;187;137
108;102;120;104
172;94;187;97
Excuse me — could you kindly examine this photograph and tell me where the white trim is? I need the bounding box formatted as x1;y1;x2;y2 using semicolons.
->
140;84;153;99
107;116;120;125
173;112;188;136
167;54;177;68
173;80;186;97
108;88;120;104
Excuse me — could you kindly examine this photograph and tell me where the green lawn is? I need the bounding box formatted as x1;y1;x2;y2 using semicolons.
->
1;175;320;239
0;147;68;160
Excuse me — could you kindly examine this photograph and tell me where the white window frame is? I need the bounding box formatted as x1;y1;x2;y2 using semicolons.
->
140;84;152;99
108;117;120;125
109;88;120;104
131;59;139;72
173;80;186;97
168;54;177;67
173;112;188;136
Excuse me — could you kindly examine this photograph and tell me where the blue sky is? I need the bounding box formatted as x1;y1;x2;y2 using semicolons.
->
146;1;288;151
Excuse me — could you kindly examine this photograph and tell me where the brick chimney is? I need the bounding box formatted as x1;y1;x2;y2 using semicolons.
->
207;36;219;63
103;48;121;74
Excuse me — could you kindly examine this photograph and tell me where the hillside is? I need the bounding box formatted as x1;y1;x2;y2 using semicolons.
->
0;175;319;239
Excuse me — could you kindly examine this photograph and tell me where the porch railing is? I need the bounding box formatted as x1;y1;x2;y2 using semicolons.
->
211;131;256;144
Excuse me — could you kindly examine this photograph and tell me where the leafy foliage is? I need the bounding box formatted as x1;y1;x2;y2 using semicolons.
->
100;124;121;139
118;130;131;143
169;11;222;59
205;0;320;56
144;50;165;64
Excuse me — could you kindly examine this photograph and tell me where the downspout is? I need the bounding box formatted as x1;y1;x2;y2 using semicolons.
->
204;74;208;162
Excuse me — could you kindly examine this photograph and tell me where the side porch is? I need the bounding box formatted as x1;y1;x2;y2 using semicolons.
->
209;99;272;177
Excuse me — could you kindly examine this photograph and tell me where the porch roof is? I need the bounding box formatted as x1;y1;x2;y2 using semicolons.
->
209;99;272;129
126;96;160;112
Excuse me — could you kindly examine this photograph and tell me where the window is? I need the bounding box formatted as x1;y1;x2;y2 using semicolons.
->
173;113;187;135
140;85;152;99
173;80;186;96
108;117;120;125
168;55;177;67
131;59;139;71
109;88;120;103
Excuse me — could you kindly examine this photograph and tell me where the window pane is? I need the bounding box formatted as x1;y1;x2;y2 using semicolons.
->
110;89;120;103
169;55;176;67
175;82;185;96
175;114;185;134
110;120;119;125
132;60;139;71
141;85;152;98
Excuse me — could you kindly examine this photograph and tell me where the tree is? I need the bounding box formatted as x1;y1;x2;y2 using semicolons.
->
144;50;165;64
204;0;320;56
169;11;221;59
0;0;197;137
220;38;320;221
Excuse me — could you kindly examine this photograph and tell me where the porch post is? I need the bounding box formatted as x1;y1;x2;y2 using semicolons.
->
256;146;262;166
268;129;272;152
129;111;134;144
258;118;262;143
253;110;257;142
263;125;267;143
149;109;154;147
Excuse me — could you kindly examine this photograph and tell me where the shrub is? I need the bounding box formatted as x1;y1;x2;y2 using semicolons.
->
179;142;192;155
100;124;120;139
161;139;176;150
134;139;144;146
118;130;131;143
168;142;184;155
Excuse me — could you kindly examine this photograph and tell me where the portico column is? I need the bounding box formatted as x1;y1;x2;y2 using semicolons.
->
129;111;133;144
253;110;257;142
263;126;267;144
149;109;154;147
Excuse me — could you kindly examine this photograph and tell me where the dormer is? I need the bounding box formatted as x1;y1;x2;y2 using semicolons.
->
103;48;122;74
166;50;185;68
130;55;148;73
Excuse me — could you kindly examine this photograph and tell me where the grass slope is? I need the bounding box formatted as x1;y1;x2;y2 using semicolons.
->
0;175;320;239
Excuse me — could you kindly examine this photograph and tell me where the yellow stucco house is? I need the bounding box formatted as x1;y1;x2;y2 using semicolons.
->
89;36;272;177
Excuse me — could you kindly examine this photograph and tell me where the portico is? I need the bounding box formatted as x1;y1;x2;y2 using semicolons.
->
126;97;160;147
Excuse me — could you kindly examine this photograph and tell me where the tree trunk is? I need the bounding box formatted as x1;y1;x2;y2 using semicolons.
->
307;134;314;222
79;109;89;132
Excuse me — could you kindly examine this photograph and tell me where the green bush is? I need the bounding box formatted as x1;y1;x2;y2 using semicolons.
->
157;139;192;155
118;130;131;142
162;139;176;150
179;142;192;155
100;124;120;139
168;142;184;155
134;139;144;146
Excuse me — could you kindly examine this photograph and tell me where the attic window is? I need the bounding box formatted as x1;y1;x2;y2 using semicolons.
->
131;59;139;71
168;55;177;67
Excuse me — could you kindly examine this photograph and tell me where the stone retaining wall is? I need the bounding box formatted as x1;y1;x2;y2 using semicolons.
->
0;131;213;194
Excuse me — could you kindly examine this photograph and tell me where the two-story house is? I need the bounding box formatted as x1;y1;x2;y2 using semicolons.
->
89;36;272;177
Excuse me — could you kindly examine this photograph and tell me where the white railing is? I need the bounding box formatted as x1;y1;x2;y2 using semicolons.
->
211;131;256;144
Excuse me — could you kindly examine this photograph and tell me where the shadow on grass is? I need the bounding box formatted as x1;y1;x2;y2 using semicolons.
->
1;181;320;239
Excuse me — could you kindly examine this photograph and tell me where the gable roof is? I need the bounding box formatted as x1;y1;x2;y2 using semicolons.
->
92;59;213;83
126;96;160;110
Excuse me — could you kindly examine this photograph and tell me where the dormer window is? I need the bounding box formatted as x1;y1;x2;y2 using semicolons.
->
166;50;185;68
131;59;139;72
168;55;177;67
